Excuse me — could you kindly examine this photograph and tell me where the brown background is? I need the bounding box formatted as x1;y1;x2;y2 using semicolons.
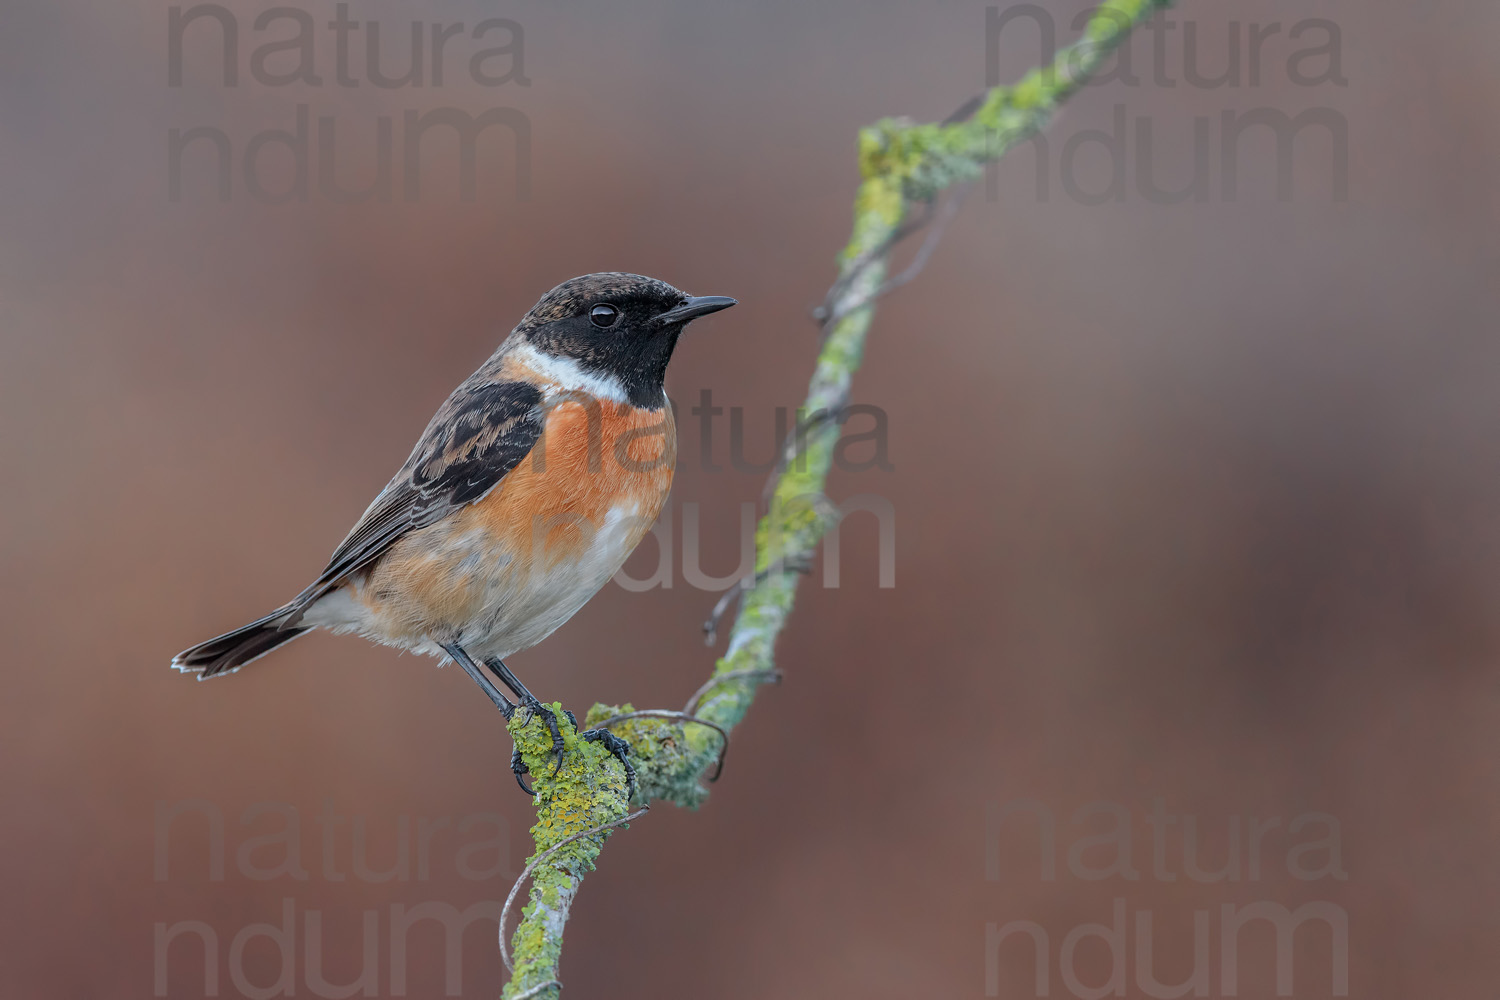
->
2;0;1498;997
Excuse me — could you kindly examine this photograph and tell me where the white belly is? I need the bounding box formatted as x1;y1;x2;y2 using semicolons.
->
303;503;646;662
465;503;644;658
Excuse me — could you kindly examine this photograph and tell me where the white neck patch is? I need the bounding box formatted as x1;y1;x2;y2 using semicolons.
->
511;342;628;404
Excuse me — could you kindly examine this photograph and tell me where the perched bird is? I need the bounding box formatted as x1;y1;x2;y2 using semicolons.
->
173;273;736;791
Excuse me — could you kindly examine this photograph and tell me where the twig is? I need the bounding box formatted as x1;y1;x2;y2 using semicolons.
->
860;182;974;306
702;557;815;647
817;182;976;332
683;668;783;716
759;409;846;507
813;197;938;330
702;583;749;647
941;93;985;125
499;807;650;973
594;710;731;782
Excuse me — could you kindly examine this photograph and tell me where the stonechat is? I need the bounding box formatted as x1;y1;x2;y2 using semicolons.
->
173;272;736;791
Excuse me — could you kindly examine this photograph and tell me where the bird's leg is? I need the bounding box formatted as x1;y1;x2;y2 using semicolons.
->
483;658;567;777
440;643;536;795
440;642;515;719
482;658;635;798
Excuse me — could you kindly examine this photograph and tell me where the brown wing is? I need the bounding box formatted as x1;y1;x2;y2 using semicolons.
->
285;380;545;620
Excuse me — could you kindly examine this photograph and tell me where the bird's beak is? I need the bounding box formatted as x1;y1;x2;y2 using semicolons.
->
656;295;737;326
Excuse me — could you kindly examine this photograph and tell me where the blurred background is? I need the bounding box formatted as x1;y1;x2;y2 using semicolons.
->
2;0;1498;996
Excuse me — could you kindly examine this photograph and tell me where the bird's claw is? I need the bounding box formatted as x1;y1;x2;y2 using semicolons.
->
510;746;534;796
582;728;636;799
517;697;567;775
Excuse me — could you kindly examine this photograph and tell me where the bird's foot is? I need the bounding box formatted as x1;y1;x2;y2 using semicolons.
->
507;708;635;800
507;701;568;796
509;745;533;796
520;697;567;770
581;728;636;799
508;704;586;796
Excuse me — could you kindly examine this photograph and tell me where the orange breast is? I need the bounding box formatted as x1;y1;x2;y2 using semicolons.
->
354;392;676;644
465;394;677;567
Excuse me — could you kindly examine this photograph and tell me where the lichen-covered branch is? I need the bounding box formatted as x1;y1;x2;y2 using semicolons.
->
499;3;1173;996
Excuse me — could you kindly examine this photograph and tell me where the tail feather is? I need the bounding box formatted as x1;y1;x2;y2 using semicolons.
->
172;607;310;679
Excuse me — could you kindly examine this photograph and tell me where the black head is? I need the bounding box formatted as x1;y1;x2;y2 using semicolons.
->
512;272;736;407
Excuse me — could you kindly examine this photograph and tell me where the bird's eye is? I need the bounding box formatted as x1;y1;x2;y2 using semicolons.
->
590;304;622;329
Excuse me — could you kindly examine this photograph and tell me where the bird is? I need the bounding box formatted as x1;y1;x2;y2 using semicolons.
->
172;272;736;792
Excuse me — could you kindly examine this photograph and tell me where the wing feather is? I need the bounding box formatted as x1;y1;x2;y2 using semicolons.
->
286;379;545;618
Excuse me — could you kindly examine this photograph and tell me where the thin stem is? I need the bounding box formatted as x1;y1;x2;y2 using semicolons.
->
499;807;650;973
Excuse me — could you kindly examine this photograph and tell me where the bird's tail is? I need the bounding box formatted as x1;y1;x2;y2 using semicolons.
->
172;605;310;679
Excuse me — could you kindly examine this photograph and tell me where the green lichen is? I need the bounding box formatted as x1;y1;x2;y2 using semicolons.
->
501;708;633;1000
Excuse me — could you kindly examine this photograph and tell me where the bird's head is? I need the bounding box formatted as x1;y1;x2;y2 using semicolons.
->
510;272;736;407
